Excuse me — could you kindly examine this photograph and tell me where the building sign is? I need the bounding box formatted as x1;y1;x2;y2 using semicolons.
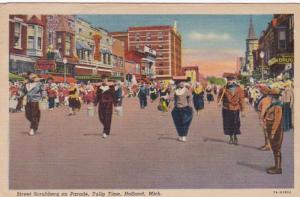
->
36;59;56;70
268;55;294;66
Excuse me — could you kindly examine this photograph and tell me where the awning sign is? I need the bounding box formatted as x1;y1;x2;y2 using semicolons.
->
268;55;294;66
36;60;56;70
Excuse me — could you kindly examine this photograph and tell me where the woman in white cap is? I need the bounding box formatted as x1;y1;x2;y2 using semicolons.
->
171;81;194;142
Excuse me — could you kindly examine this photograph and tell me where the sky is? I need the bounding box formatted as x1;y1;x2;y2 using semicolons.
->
80;15;273;77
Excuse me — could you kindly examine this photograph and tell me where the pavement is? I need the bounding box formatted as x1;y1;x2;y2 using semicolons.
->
9;97;294;189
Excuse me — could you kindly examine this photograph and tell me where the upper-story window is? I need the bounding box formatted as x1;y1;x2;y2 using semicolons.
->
65;33;71;56
135;33;140;41
89;32;93;36
278;30;286;50
146;32;151;41
14;22;21;48
49;15;53;20
158;32;163;40
158;44;163;49
48;31;53;46
37;26;43;50
78;28;82;34
27;36;34;49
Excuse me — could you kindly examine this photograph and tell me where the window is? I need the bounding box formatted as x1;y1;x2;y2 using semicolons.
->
48;32;53;45
135;33;140;41
136;64;140;73
278;30;286;49
49;16;53;20
158;31;163;40
65;33;71;56
108;54;111;65
27;36;34;49
158;44;163;49
78;28;82;34
57;35;62;43
158;53;163;57
90;32;92;36
37;37;42;50
135;45;139;50
146;32;151;41
37;26;43;50
14;22;21;48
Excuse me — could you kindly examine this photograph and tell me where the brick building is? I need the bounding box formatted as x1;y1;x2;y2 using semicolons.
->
111;38;125;80
9;15;43;74
258;14;294;79
74;17;113;79
112;23;182;80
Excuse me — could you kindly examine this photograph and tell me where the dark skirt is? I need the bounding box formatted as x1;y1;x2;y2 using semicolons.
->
98;102;113;135
69;97;81;109
150;93;158;101
171;106;193;137
193;95;204;111
207;93;214;102
222;108;241;135
25;102;41;131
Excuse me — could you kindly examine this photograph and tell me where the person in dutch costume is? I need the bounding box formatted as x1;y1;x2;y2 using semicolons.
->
192;82;205;115
68;83;81;115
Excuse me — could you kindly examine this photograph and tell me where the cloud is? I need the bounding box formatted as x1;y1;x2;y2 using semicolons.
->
188;31;231;41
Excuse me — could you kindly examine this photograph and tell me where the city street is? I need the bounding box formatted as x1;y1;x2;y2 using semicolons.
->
9;98;293;189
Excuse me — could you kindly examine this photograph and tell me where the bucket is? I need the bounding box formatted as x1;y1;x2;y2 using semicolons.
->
39;100;48;110
87;106;95;117
115;106;123;116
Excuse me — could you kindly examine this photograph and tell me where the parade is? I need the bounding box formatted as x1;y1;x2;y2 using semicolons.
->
8;13;294;189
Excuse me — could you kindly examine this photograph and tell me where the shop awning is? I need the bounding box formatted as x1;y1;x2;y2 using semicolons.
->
9;73;25;81
76;41;92;51
39;74;77;83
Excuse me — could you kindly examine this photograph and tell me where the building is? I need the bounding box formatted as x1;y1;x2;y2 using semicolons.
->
111;38;125;80
9;15;45;74
45;15;78;77
259;14;294;79
236;57;245;74
112;22;182;79
243;17;259;76
74;17;113;79
182;66;200;83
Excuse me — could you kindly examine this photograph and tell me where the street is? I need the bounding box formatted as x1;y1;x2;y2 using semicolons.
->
9;98;293;189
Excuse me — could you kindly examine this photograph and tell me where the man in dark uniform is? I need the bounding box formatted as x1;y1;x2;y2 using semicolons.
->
217;73;245;145
94;76;117;139
263;88;284;174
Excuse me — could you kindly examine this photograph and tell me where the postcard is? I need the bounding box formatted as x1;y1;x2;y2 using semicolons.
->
0;2;299;197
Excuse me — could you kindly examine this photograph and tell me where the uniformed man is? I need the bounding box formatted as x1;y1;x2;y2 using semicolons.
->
257;86;272;151
217;73;245;145
263;88;283;174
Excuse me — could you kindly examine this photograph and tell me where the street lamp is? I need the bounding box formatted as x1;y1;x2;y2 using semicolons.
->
63;57;67;83
259;51;265;80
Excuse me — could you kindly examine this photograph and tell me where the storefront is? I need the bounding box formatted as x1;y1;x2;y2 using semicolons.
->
9;54;35;74
268;54;294;79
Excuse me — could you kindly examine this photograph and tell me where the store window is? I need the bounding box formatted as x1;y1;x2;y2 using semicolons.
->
14;22;21;48
278;30;286;50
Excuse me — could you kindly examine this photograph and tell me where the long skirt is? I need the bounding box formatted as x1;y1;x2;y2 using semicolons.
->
222;108;241;135
69;97;81;110
98;102;113;135
193;95;204;111
283;102;292;132
171;106;193;137
207;93;214;102
48;97;55;109
25;101;41;131
150;93;158;101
